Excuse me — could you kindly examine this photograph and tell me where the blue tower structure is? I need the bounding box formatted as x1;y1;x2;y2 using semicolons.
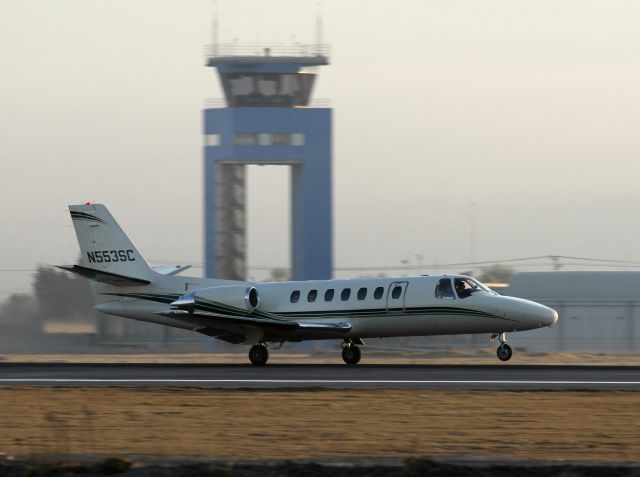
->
203;44;332;281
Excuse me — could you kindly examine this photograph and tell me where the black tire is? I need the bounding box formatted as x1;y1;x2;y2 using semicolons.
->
342;346;361;365
497;343;513;362
249;344;269;365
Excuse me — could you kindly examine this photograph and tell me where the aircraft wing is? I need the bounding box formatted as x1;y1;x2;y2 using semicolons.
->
156;309;352;333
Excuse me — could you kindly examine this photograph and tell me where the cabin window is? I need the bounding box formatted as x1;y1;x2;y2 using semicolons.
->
391;286;402;300
307;289;318;302
374;287;384;300
435;278;455;299
204;134;220;146
324;289;335;302
357;287;367;300
341;288;351;301
290;290;301;303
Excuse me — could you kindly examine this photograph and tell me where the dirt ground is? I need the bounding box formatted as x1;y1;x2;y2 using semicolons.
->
3;349;640;365
1;388;639;462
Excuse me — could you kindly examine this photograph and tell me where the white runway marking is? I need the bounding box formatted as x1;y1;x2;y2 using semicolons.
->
0;379;639;385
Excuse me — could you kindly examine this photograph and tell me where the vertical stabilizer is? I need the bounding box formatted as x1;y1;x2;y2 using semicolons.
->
68;203;154;281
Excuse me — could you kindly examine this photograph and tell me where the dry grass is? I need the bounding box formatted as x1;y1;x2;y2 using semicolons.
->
1;388;639;461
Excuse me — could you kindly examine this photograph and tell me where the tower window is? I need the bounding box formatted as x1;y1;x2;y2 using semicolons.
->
204;134;220;146
291;133;305;146
233;133;258;145
220;72;315;107
233;133;305;146
258;134;272;145
272;133;291;145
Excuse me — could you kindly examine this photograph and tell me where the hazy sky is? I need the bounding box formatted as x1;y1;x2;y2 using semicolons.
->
2;0;640;295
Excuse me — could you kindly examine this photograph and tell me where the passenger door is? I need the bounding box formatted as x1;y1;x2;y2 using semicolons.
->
386;281;409;313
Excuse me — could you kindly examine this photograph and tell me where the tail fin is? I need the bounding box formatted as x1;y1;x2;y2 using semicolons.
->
66;203;154;284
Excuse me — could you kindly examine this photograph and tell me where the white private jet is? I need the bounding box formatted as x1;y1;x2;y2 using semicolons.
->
60;203;558;365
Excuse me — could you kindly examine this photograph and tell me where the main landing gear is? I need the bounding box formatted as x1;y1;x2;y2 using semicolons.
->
249;343;269;366
491;332;513;362
341;339;362;365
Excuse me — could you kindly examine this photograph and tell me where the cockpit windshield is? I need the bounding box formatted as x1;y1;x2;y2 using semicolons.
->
454;277;496;299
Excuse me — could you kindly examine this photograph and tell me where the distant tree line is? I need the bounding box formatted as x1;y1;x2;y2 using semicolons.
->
0;266;96;329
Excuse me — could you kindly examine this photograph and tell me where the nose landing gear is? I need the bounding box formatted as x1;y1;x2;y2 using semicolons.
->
491;332;513;362
497;343;512;361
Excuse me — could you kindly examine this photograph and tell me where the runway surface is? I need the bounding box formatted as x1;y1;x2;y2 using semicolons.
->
1;363;640;389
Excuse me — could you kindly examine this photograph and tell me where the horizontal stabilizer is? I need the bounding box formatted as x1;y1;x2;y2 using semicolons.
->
57;265;151;286
152;265;191;276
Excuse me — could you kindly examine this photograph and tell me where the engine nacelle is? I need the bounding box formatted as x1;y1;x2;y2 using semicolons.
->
172;285;260;314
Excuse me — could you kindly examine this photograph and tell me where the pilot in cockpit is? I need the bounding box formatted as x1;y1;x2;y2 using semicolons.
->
455;278;472;299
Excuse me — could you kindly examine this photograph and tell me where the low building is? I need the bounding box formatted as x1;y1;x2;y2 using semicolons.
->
505;271;640;352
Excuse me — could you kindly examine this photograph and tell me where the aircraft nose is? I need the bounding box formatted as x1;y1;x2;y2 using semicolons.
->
526;304;558;328
547;308;558;326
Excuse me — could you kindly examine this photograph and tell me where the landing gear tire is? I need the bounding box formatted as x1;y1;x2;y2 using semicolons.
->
249;344;269;366
342;346;361;365
497;343;513;362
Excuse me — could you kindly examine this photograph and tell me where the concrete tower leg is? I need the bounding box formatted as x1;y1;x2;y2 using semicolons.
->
214;163;246;280
291;161;332;281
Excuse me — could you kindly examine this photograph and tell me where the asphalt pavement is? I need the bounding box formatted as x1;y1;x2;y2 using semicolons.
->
1;363;639;389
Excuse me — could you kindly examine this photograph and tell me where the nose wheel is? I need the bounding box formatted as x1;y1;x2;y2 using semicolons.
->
492;332;513;362
497;343;513;361
249;344;269;365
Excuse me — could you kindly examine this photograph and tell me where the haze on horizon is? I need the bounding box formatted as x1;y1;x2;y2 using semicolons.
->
2;0;640;295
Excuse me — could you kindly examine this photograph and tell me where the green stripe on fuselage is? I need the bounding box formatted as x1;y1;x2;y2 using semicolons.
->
101;292;513;322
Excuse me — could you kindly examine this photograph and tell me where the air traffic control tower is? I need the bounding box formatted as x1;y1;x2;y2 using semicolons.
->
203;44;332;281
